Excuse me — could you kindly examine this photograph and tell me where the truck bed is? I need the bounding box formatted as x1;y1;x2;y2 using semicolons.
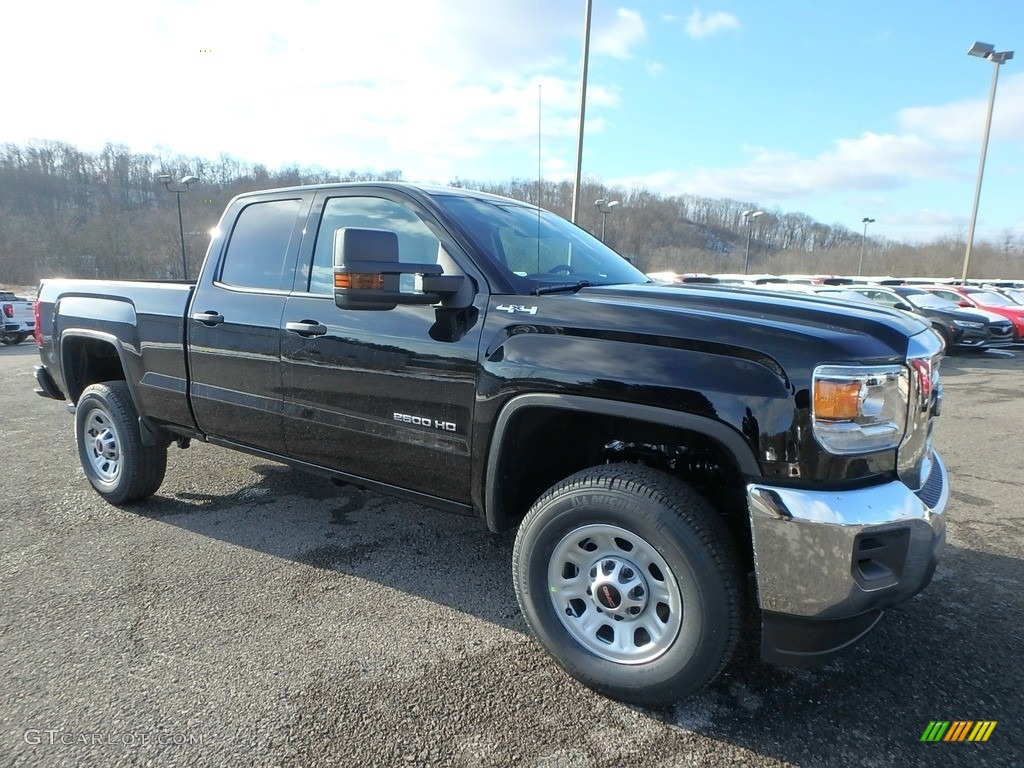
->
36;279;198;433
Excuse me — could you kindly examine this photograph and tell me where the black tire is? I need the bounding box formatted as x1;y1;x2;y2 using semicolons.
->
15;332;30;345
76;381;167;504
1;336;15;346
513;464;742;706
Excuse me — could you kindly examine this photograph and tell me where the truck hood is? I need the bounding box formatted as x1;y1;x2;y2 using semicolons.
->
556;282;931;370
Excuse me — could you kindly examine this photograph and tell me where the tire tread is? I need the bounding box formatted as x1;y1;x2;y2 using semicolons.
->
513;463;743;706
76;381;167;504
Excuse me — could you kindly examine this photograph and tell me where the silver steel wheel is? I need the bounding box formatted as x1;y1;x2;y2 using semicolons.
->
548;523;683;664
82;407;122;486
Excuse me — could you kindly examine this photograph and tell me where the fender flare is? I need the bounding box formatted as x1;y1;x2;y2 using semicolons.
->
59;329;164;446
484;393;761;532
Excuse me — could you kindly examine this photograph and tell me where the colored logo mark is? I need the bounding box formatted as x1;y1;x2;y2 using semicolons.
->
920;721;997;742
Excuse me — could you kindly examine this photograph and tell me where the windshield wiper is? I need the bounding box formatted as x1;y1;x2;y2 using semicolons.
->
531;280;594;296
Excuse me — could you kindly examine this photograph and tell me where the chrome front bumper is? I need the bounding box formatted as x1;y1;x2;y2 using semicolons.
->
748;450;948;622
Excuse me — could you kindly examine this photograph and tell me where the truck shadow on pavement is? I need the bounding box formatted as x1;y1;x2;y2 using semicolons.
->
129;461;1022;768
134;462;526;631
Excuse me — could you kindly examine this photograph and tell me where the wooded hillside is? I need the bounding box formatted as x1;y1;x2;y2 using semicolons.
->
1;140;1020;286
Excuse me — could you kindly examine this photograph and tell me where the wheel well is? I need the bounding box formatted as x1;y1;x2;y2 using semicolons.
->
490;408;752;564
63;337;126;403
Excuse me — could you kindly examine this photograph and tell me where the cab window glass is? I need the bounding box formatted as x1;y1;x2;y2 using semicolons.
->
220;199;302;290
307;196;441;294
498;226;573;275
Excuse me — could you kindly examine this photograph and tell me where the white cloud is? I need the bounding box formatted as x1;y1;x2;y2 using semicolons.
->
0;0;633;182
592;9;647;59
620;131;963;204
685;9;741;39
882;209;963;230
899;73;1024;144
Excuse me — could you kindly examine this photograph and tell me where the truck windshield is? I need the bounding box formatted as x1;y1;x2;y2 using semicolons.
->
433;194;648;292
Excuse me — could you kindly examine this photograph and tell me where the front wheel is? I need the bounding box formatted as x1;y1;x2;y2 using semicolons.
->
76;381;167;504
512;464;742;706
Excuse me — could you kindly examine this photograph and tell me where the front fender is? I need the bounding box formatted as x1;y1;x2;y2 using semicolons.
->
483;392;760;532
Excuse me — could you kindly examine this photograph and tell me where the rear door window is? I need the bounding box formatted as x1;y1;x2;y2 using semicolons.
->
220;199;304;291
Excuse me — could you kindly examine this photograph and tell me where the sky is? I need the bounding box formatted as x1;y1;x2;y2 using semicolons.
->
3;0;1023;245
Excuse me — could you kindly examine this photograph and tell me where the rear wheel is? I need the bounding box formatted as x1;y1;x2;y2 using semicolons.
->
76;381;167;504
513;464;742;706
14;332;30;345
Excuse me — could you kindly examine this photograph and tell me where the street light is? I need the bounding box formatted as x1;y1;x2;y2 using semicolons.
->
962;41;1013;283
158;174;200;280
858;217;875;276
741;210;763;274
595;198;620;241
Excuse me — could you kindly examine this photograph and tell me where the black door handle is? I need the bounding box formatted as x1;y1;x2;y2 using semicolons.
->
285;320;328;337
191;311;224;326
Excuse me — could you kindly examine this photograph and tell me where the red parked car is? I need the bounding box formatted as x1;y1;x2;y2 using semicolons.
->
923;285;1024;342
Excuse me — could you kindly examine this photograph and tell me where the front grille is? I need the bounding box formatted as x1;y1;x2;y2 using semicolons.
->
988;324;1013;341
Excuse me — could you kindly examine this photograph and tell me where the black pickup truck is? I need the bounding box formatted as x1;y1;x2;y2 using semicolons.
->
34;182;948;705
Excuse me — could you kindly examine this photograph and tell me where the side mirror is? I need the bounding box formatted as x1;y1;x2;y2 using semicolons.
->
333;227;465;311
895;301;913;312
958;300;971;308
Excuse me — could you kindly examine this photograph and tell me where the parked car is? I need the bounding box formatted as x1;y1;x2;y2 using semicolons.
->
894;287;1015;350
752;282;877;304
1;291;35;345
922;285;1024;343
1003;289;1024;306
847;285;1011;352
984;285;1024;306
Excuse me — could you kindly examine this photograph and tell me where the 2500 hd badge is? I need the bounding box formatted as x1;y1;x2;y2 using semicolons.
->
393;412;458;432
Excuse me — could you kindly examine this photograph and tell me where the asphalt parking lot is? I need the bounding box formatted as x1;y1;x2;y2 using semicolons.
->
1;341;1021;768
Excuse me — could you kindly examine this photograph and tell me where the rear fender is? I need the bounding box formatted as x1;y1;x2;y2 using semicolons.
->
59;330;164;446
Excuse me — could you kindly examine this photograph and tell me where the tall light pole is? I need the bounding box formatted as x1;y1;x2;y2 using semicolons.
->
962;41;1013;284
742;210;763;274
159;174;200;280
858;217;875;276
595;198;620;241
570;0;593;224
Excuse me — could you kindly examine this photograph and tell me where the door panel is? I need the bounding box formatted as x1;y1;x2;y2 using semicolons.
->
281;191;485;502
189;195;310;448
189;290;288;447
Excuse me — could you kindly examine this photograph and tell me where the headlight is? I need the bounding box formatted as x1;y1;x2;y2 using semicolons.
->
812;365;908;455
952;320;984;329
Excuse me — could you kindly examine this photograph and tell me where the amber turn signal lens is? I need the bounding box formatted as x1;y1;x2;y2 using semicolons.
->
814;380;861;420
335;273;384;289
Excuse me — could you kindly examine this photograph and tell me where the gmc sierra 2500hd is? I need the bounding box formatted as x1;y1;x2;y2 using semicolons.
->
34;182;948;705
2;290;35;345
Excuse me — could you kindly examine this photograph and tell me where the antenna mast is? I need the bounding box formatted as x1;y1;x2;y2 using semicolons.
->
570;0;593;224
